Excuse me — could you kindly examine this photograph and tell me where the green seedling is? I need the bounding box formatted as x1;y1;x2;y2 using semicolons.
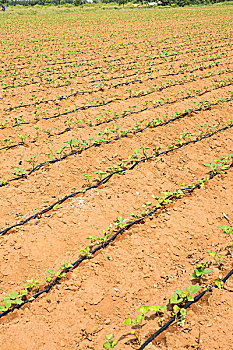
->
95;170;106;181
14;167;27;176
208;251;224;269
87;231;111;245
172;304;187;326
219;224;233;245
80;246;92;258
45;261;72;283
132;148;140;162
140;146;150;157
170;285;201;307
192;262;212;281
113;217;127;229
203;155;232;174
45;128;52;136
153;146;162;155
46;150;55;160
83;173;92;186
25;154;38;170
64;138;80;152
215;280;224;289
124;305;166;338
18;134;27;143
34;124;39;138
53;204;59;211
0;291;23;312
103;334;118;349
3;138;14;147
218;225;233;234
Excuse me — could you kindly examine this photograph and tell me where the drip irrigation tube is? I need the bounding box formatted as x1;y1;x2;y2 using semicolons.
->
3;36;229;74
0;122;232;236
0;164;232;319
0;96;232;185
52;81;232;133
1;78;231;135
4;45;229;97
36;68;233;122
138;268;233;350
4;56;230;112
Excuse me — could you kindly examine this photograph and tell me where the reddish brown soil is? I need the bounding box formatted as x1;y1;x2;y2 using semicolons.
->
0;6;232;350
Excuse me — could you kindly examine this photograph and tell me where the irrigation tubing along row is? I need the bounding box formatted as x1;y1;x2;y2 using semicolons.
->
4;46;230;97
0;97;232;184
0;164;232;319
50;81;232;135
3;36;228;74
1;78;232;134
0;121;232;236
5;54;231;111
138;267;233;350
34;68;233;122
7;64;233;114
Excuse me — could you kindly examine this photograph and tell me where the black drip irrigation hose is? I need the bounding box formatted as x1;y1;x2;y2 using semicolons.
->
1;39;232;97
2;37;229;68
2;39;230;101
9;82;71;99
6;60;233;113
86;48;233;85
1;78;231;135
4;68;228;127
0;96;232;185
34;68;233;122
6;44;229;98
138;267;233;350
0;164;232;319
51;81;232;135
4;52;230;111
3;35;230;75
0;121;232;236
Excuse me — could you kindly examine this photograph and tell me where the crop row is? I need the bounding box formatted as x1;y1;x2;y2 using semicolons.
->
1;81;232;157
2;34;231;78
0;156;232;321
5;53;231;112
1;120;232;236
4;67;230;130
2;42;231;94
1;94;232;186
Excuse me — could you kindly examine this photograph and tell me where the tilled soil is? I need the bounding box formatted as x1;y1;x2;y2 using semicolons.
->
0;6;232;350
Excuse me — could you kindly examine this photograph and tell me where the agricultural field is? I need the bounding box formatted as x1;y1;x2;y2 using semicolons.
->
0;6;233;350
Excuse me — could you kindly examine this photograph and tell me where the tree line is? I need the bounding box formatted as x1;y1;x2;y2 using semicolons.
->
5;0;230;7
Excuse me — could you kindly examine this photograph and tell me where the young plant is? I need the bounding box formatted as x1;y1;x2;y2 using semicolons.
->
103;334;118;349
45;261;73;283
64;138;80;152
192;262;212;282
18;134;27;143
83;172;92;186
208;251;224;269
170;285;201;306
203;154;232;174
124;305;166;327
124;304;166;342
14;167;27;176
218;225;233;234
25;154;38;170
80;246;92;258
